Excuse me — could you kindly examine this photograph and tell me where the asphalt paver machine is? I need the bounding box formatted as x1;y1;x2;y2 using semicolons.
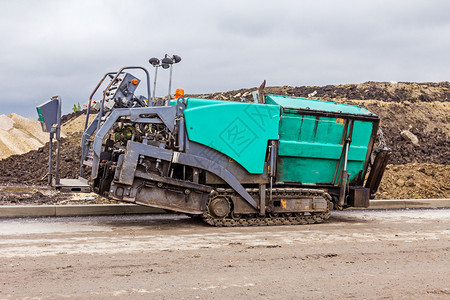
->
41;57;390;226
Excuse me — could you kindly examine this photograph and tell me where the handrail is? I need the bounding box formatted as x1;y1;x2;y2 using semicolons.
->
80;66;152;177
83;71;117;134
97;66;151;132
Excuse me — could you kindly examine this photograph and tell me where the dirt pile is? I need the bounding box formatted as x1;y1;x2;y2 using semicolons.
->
377;163;450;199
60;109;86;125
190;81;450;103
0;132;82;185
288;81;450;102
62;110;96;135
352;101;449;165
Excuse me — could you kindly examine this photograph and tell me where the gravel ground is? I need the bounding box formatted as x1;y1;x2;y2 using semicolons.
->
0;209;448;299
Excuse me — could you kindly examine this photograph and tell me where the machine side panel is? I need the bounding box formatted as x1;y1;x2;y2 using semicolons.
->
187;142;269;184
277;112;374;185
184;100;280;174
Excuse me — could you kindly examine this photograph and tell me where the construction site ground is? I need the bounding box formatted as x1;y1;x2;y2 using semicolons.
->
1;209;449;299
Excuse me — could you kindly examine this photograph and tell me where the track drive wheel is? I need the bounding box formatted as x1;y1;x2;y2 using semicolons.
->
207;196;231;219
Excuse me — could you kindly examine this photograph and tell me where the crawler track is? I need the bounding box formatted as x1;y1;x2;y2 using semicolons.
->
202;187;333;227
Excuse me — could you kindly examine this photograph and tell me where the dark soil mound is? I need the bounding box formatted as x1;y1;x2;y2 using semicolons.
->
362;102;449;165
194;82;450;103
382;126;449;165
287;82;450;102
0;133;82;185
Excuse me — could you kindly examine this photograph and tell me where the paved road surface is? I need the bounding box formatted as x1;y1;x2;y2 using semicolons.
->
0;209;449;299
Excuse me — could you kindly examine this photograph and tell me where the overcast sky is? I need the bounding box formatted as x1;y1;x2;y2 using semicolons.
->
1;0;449;117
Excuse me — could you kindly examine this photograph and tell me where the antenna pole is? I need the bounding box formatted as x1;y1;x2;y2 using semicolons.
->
167;64;173;103
152;66;158;102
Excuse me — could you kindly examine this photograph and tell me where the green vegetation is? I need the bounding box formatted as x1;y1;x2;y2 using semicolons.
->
72;102;81;113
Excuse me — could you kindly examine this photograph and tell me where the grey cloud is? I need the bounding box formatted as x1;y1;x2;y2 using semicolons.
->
0;0;449;117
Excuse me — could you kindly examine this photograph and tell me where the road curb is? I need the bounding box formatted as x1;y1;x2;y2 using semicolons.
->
0;199;448;218
367;198;450;209
0;204;165;218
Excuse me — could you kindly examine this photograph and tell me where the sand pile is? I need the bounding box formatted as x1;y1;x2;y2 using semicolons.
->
0;113;72;160
0;114;50;160
61;112;96;135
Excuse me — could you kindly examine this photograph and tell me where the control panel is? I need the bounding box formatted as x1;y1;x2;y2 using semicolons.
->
106;73;140;106
92;73;141;110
